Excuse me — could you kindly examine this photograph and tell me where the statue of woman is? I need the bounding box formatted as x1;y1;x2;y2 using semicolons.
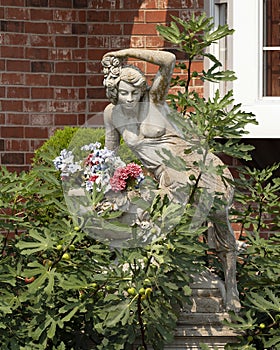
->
101;48;241;312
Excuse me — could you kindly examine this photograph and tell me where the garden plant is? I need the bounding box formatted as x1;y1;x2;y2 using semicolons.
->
0;13;279;350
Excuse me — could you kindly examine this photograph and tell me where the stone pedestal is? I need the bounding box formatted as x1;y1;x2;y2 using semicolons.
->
134;271;240;350
165;271;240;349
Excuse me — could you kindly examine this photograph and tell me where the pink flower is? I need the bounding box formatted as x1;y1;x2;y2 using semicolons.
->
125;163;142;178
110;175;126;192
110;163;143;192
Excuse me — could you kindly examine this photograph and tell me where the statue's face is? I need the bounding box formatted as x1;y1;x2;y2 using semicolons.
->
118;81;142;109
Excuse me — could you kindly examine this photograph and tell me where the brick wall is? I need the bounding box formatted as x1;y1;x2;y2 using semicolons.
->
0;0;204;172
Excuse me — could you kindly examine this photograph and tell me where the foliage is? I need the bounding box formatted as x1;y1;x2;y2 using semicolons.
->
0;152;207;349
225;164;280;349
157;13;257;162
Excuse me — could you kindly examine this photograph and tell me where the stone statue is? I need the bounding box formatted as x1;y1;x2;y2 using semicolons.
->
101;48;241;312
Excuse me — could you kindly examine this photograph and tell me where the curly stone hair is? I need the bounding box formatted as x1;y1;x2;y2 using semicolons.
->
101;56;147;105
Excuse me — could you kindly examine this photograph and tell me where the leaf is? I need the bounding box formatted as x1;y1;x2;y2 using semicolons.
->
264;336;280;348
104;300;131;328
16;228;55;255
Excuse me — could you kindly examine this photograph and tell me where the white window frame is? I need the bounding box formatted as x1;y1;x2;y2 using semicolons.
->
205;0;280;138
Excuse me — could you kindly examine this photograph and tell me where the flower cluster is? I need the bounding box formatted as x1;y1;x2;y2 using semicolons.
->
53;142;144;195
110;163;144;192
53;149;82;178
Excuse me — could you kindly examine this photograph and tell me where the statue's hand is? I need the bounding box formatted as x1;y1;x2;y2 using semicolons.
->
103;49;129;60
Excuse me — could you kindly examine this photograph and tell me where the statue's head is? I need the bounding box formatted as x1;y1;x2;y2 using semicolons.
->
102;56;147;105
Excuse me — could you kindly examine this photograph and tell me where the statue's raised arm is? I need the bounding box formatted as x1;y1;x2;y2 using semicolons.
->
102;48;176;104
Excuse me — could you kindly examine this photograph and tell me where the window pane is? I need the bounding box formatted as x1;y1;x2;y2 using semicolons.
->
264;0;280;46
263;51;280;96
263;0;280;96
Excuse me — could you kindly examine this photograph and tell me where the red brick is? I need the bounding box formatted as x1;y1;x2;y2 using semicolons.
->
1;73;24;85
26;153;35;165
88;24;122;36
3;33;28;46
24;101;48;113
54;114;78;125
6;165;30;172
87;10;110;22
1;46;24;58
25;47;49;60
146;36;165;48
31;138;45;150
48;23;72;34
88;49;108;61
55;62;79;74
49;100;85;113
87;36;111;48
49;0;73;8
49;74;72;87
86;109;104;125
126;23;158;35
26;0;48;6
25;127;49;138
139;0;157;8
78;36;87;47
0;114;5;124
30;114;53;125
56;36;78;48
110;10;144;22
30;35;54;47
53;9;79;21
31;87;54;99
0;60;5;70
88;0;112;9
6;8;30;20
7;60;30;72
78;11;86;22
73;0;87;8
110;36;131;48
1;126;24;138
30;9;53;21
25;22;48;34
1;100;23;112
116;0;146;9
73;75;86;87
1;152;24;165
7;86;30;99
72;23;87;35
78;114;86;125
130;36;145;48
0;21;25;33
78;88;85;99
6;139;29;151
31;61;53;73
6;114;29;125
78;62;86;73
54;88;78;99
88;100;108;114
73;49;86;60
87;74;104;87
0;0;25;5
0;87;5;97
87;87;106;99
49;49;72;61
146;10;167;23
25;73;49;86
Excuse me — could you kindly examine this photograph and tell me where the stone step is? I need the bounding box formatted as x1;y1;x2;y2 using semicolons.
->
133;271;241;349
